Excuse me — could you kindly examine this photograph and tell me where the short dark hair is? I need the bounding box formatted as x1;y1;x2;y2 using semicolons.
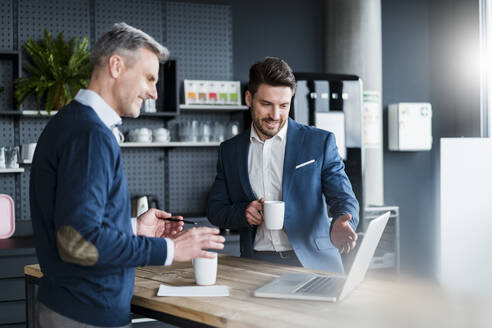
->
248;57;296;96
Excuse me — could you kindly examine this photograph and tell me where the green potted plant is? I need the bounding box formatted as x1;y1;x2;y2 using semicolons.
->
14;30;90;114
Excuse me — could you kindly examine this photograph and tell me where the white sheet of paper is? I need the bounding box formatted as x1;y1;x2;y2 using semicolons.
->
157;284;229;297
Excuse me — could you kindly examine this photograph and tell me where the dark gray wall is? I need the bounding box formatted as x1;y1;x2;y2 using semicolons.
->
382;0;433;277
232;0;326;82
382;0;480;278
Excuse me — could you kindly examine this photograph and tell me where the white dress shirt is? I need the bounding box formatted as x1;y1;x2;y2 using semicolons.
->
248;121;293;251
74;89;175;265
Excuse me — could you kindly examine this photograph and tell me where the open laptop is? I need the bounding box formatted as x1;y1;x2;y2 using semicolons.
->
254;211;390;302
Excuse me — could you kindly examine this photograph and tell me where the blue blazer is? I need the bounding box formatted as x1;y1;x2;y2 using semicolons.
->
207;118;359;273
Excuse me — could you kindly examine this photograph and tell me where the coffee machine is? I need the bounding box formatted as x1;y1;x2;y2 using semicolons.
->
291;73;364;227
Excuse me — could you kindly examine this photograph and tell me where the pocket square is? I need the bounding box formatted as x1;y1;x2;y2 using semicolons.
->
295;159;315;169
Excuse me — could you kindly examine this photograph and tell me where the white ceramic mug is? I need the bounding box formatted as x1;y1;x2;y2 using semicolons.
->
153;128;170;143
192;253;217;285
130;128;152;143
263;201;285;230
20;143;37;162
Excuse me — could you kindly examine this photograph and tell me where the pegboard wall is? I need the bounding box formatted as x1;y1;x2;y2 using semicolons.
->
18;0;91;45
0;59;14;110
0;117;15;145
166;1;233;83
19;117;49;144
94;0;164;44
0;0;237;234
120;117;166;212
18;0;92;111
167;147;219;215
0;116;16;216
121;148;166;212
19;164;30;220
0;0;13;49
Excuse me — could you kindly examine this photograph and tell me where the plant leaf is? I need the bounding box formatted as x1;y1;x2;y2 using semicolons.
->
14;30;90;111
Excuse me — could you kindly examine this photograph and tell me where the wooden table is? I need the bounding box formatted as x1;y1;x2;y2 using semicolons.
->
25;255;492;328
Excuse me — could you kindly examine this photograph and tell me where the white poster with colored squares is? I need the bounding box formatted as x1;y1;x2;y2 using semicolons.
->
184;80;241;106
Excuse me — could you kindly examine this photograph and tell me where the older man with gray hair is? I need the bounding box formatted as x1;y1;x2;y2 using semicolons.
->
30;22;225;328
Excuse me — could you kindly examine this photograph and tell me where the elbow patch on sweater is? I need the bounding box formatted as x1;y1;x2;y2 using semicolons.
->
56;225;99;266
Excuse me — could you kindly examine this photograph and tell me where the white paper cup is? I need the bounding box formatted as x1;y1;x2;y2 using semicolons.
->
263;201;285;230
192;253;217;285
21;143;36;162
143;99;156;112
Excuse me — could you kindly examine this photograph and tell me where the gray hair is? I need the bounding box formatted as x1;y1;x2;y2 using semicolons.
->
90;22;169;71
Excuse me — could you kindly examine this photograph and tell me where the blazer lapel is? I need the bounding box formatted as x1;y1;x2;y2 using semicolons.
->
237;128;256;201
282;118;305;204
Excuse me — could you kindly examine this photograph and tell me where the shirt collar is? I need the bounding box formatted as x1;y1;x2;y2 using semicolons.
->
74;89;122;129
250;119;289;143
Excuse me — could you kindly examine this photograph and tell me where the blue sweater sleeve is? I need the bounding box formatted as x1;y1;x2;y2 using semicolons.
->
53;129;166;268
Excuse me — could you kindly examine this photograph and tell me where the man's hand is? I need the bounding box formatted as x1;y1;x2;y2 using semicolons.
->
137;208;184;238
330;214;357;254
172;227;225;262
245;197;264;225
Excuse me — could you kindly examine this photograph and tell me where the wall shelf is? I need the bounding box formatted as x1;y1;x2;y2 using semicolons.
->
0;49;19;56
0;110;22;116
0;168;24;173
22;110;177;117
16;143;220;152
139;111;177;117
180;104;248;111
0;109;177;118
21;110;57;117
0;109;60;117
0;50;20;110
120;141;220;148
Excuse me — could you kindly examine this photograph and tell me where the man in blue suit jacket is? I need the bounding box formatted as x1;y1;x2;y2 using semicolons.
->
207;57;359;273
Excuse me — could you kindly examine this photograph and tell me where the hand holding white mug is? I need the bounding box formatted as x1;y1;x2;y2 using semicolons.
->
245;197;264;225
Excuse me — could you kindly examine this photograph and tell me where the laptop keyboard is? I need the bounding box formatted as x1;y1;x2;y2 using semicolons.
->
295;276;336;294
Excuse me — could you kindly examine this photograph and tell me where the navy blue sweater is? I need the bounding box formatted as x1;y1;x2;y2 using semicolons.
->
30;101;167;327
